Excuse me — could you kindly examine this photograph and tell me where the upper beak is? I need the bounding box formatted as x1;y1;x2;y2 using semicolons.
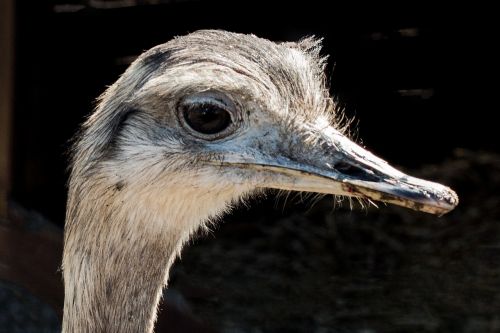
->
218;126;458;215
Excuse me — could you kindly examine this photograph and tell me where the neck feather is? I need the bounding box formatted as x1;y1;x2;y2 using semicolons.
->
62;170;247;333
63;180;201;332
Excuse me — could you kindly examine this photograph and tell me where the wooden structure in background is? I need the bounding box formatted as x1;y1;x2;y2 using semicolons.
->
0;0;14;218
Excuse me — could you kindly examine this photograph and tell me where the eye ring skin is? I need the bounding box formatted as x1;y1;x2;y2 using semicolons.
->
177;91;242;141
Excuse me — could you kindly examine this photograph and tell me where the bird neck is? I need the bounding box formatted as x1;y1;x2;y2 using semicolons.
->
62;180;197;333
64;233;177;333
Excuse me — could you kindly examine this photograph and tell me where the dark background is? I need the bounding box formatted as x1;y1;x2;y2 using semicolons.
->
2;1;499;332
12;1;495;224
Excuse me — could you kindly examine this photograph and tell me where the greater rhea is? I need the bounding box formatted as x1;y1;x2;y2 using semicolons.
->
63;30;458;333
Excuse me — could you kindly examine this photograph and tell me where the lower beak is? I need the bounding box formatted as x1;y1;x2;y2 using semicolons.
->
222;128;458;216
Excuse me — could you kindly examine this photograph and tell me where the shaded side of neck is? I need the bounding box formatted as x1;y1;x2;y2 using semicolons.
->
62;184;192;333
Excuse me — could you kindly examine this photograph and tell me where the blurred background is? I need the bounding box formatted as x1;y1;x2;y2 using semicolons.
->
0;1;498;332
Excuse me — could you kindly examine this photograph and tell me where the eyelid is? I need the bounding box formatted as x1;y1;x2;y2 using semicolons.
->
183;96;230;111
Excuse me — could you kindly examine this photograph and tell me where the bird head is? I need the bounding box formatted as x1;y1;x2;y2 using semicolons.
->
72;30;457;228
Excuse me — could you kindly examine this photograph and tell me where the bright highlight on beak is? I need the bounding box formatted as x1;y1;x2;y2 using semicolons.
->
219;127;459;216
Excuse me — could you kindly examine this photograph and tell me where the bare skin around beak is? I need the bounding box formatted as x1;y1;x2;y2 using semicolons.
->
222;127;459;216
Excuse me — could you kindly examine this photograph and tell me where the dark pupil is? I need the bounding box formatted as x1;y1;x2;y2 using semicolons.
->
183;104;232;135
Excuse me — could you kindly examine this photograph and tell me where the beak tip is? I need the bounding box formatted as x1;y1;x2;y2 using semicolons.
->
417;185;458;216
346;179;459;216
441;186;459;213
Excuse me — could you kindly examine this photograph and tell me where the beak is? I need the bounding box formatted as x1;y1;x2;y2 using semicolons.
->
218;127;458;215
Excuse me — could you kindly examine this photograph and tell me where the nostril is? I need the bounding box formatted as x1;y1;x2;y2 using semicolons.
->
335;161;353;172
335;162;364;177
334;162;379;182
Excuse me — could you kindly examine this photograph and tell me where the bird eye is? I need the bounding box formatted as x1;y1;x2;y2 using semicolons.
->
182;103;232;135
178;92;238;140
